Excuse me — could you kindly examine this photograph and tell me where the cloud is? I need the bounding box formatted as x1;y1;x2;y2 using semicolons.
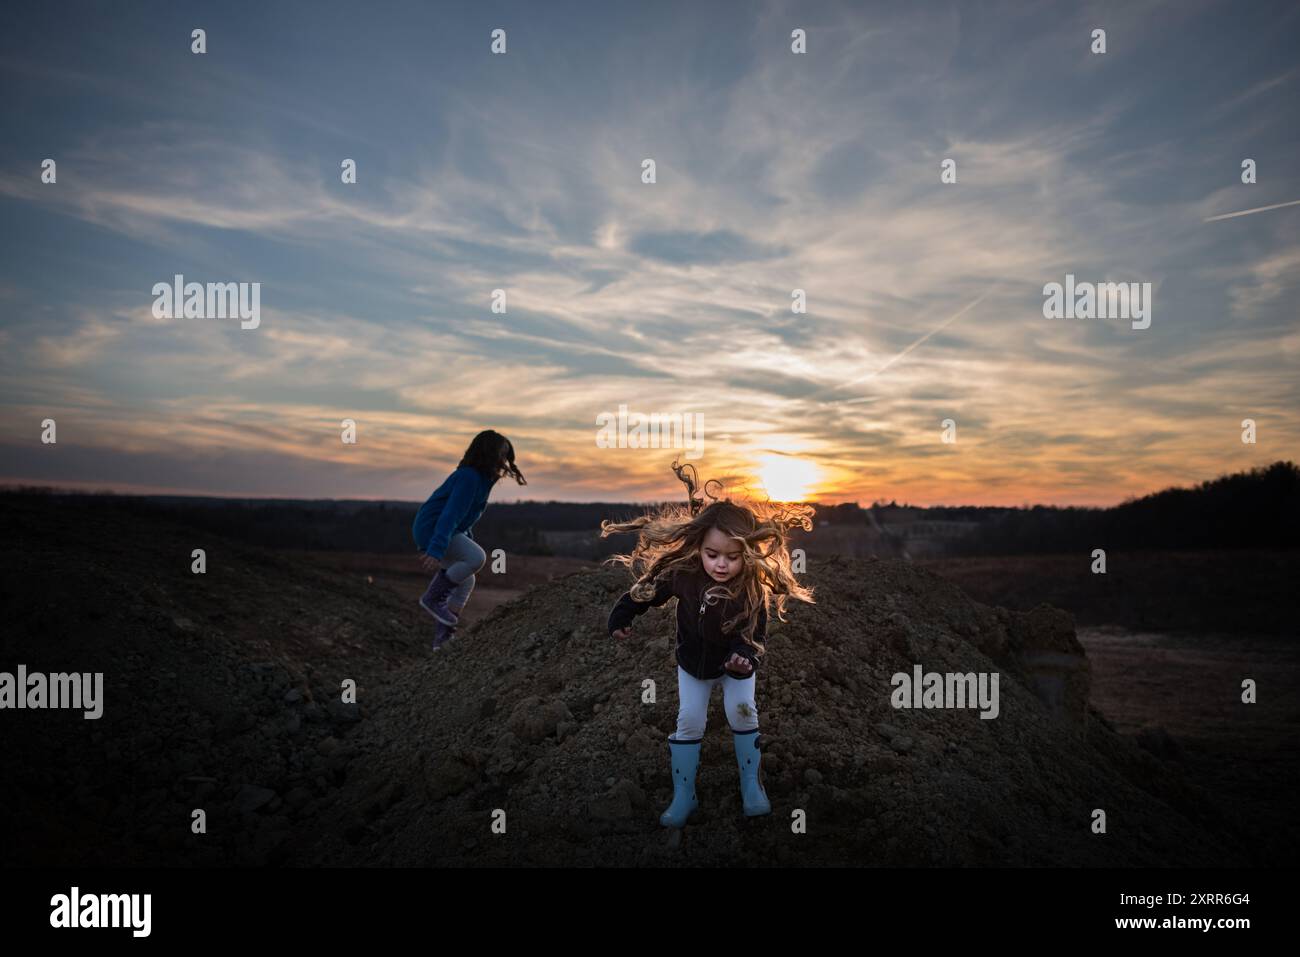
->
1;0;1297;503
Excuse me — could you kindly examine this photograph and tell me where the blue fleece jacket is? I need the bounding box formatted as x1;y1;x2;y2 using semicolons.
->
412;465;495;559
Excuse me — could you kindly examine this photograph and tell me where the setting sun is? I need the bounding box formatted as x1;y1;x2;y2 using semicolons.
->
756;454;820;502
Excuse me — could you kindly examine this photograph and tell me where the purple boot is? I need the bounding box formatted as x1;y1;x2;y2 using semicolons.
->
419;570;459;626
431;618;457;651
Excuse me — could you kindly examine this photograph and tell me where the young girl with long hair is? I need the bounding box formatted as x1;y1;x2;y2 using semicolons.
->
602;460;814;827
413;430;526;650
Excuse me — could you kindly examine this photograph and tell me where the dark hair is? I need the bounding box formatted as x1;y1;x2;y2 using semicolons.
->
458;430;527;485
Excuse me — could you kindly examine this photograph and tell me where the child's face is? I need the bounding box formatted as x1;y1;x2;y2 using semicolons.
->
700;527;742;583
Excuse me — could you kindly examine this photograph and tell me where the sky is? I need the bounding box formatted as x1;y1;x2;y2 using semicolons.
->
1;0;1298;507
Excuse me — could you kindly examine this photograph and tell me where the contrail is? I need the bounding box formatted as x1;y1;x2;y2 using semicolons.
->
1203;198;1300;222
811;284;998;405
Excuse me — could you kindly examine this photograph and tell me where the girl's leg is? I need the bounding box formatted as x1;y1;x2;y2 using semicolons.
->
671;666;716;742
420;533;485;626
662;666;714;827
723;673;769;815
440;532;486;586
722;673;759;732
447;572;474;615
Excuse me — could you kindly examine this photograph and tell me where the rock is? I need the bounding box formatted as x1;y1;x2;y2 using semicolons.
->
1135;725;1182;761
587;792;630;821
303;702;326;723
178;750;205;772
235;785;276;814
424;754;479;800
328;700;361;724
326;749;356;773
1005;605;1091;734
505;697;573;744
216;711;255;739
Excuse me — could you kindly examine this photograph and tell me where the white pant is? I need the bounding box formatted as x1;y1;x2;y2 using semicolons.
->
670;665;759;741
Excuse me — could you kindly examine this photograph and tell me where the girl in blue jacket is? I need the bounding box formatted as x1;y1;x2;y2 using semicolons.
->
413;430;526;649
601;460;815;827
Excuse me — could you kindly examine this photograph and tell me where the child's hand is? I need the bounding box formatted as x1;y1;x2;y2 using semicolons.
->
725;653;753;674
420;554;443;573
611;627;633;640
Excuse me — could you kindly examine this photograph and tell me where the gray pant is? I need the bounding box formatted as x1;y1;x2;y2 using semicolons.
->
438;532;486;609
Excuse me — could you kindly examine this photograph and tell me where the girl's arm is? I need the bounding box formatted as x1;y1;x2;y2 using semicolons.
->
728;602;768;670
607;573;676;637
426;471;477;559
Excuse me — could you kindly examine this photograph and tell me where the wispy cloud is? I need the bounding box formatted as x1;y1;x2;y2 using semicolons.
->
2;0;1298;505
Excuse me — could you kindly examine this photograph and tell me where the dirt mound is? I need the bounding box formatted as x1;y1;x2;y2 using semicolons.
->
293;556;1253;867
0;494;429;866
0;495;1270;867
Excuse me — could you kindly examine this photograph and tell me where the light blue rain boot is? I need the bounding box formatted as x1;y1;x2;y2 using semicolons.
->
732;729;771;816
660;739;701;828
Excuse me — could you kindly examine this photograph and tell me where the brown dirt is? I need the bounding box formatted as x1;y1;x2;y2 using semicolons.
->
294;558;1293;867
3;493;1294;867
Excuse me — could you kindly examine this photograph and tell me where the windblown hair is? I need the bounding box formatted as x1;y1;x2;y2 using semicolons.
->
458;430;527;485
600;459;815;653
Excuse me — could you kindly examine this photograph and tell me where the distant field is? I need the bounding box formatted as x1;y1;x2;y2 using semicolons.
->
1077;625;1300;843
919;548;1299;635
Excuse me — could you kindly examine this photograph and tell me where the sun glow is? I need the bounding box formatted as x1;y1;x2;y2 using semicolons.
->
756;454;820;502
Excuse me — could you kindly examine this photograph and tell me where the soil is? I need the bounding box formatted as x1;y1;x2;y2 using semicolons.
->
2;494;1294;867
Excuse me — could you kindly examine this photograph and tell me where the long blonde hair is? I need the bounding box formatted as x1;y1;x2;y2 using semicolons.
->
600;459;815;652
